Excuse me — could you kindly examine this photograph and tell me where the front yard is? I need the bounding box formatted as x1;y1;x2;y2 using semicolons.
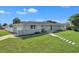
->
0;30;10;36
0;30;78;53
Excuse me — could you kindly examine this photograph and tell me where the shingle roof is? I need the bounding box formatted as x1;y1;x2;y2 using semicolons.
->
21;21;61;25
13;21;63;26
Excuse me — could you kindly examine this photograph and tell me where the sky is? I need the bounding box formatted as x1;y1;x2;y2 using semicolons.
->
0;6;79;24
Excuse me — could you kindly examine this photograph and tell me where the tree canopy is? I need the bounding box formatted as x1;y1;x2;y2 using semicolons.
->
68;13;79;27
13;17;21;24
3;23;8;26
9;24;13;27
0;23;2;29
46;20;57;23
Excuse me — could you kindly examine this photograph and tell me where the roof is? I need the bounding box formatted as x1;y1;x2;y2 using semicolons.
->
13;21;62;26
22;21;61;25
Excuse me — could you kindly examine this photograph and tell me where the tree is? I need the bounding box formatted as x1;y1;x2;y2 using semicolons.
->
68;13;79;27
3;23;7;26
9;24;13;27
13;17;21;24
0;23;2;29
46;20;56;23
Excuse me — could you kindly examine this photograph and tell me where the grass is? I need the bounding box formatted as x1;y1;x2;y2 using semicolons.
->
0;31;79;53
0;30;10;36
56;30;79;44
55;30;79;52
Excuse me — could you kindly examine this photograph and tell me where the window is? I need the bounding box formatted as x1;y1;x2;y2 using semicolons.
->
30;25;36;29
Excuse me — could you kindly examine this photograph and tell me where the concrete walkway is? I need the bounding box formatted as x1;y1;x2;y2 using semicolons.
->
0;34;16;41
49;33;76;45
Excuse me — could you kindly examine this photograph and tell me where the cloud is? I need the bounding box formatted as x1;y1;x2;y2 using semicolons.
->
0;10;5;13
16;8;27;15
17;8;38;15
23;9;26;11
0;10;10;14
16;11;26;14
27;8;38;13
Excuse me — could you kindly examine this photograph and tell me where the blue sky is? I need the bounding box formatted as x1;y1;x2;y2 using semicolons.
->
0;6;79;24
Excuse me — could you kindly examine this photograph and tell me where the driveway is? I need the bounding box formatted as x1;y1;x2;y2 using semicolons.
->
0;34;16;41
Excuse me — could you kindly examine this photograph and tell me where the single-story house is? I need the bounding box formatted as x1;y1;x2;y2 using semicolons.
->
3;25;13;32
12;21;67;36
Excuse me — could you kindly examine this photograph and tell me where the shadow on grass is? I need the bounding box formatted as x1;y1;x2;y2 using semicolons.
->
54;30;67;33
18;33;48;40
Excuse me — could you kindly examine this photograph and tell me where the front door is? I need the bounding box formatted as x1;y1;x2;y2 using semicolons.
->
41;29;45;32
50;25;52;30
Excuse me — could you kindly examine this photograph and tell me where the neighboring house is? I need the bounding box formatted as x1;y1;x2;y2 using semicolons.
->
13;21;67;36
3;25;13;32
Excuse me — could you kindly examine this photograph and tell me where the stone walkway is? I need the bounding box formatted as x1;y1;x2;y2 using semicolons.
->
49;33;76;45
0;34;16;41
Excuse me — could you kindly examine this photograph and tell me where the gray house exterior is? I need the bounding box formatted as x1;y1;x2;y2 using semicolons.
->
12;21;67;36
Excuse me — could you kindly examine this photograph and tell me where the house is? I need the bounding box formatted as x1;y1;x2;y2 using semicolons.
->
12;21;67;36
3;25;13;32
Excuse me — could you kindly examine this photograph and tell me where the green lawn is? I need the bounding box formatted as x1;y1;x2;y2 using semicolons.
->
0;30;79;53
56;30;79;44
0;30;10;36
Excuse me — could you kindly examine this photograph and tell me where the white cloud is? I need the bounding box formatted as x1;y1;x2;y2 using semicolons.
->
16;9;27;15
16;8;27;15
27;8;38;13
23;8;26;11
17;8;38;15
0;10;5;13
16;11;26;14
0;10;10;14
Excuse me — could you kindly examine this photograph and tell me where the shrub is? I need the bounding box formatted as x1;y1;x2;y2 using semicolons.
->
67;26;79;31
34;32;41;34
